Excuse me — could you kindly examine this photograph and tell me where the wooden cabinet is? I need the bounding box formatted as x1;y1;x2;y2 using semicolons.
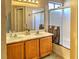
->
25;39;39;59
7;36;52;59
40;36;52;57
7;42;24;59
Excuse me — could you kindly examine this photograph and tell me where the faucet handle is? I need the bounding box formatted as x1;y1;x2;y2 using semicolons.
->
36;31;39;34
9;30;12;37
27;29;30;32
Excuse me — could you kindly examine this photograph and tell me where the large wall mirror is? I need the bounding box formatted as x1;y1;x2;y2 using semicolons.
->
6;6;45;32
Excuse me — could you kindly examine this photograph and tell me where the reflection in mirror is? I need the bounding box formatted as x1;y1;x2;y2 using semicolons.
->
6;6;45;33
6;12;11;33
32;9;44;30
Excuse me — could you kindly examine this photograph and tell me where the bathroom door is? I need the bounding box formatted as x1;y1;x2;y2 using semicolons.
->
16;8;24;32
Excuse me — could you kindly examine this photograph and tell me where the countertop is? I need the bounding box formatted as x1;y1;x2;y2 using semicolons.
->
6;31;53;44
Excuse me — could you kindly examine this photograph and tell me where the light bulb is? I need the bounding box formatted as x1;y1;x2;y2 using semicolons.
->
24;0;27;1
18;0;22;1
36;1;38;3
32;0;35;3
28;0;31;2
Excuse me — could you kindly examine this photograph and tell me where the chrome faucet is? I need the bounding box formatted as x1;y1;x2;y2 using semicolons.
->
9;30;12;37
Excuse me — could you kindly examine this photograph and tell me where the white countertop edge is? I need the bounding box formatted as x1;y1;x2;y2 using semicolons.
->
6;32;54;44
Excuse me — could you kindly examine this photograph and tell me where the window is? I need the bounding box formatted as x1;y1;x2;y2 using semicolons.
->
55;4;61;8
48;3;54;9
48;2;62;9
32;11;44;30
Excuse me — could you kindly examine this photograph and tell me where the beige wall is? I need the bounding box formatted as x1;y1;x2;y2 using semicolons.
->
1;0;7;59
39;0;47;8
6;0;11;16
25;7;33;29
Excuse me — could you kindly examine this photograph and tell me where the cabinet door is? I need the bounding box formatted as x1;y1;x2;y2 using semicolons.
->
25;39;39;59
7;42;24;59
40;36;52;57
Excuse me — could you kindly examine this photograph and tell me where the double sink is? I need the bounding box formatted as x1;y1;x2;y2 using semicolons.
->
7;31;45;40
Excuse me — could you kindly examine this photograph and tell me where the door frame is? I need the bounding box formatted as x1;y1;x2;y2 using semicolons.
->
70;0;78;59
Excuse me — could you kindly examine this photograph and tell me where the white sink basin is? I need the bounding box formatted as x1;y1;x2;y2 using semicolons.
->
7;34;26;40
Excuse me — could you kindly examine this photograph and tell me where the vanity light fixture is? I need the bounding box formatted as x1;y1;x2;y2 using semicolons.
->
27;0;39;4
17;0;39;4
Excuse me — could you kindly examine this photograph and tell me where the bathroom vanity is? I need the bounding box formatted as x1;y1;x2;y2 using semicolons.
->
6;31;53;59
6;1;54;59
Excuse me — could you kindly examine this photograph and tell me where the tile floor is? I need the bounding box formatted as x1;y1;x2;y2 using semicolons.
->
42;52;63;59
